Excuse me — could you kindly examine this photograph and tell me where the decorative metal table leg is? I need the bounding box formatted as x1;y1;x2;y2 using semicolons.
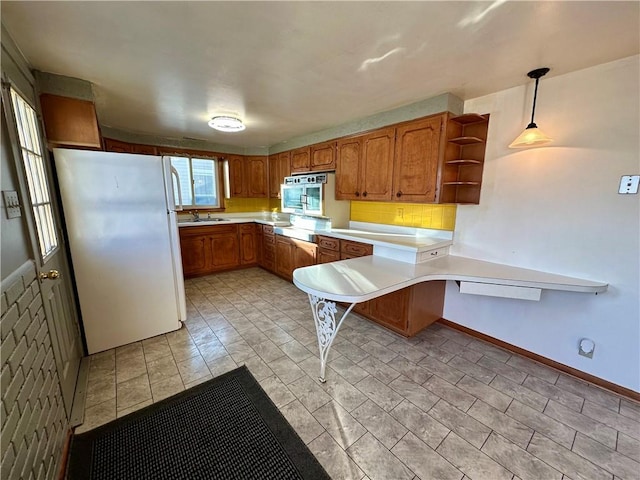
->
308;294;355;382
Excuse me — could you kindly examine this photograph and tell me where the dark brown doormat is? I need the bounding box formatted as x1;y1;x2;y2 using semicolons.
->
67;366;330;479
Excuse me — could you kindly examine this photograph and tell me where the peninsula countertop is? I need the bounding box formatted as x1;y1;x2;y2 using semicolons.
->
293;254;608;303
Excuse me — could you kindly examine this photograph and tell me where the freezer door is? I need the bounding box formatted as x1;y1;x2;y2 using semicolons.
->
54;149;183;354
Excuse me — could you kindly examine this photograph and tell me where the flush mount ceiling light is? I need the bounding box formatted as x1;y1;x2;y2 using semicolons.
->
509;67;553;148
208;116;245;132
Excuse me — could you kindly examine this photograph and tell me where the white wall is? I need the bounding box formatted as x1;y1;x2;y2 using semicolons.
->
445;55;640;392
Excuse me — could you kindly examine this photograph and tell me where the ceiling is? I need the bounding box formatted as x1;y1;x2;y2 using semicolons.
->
2;1;639;149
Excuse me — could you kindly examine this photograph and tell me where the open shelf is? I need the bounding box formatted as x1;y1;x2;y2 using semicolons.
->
445;159;482;165
449;136;485;145
450;113;487;125
439;113;489;205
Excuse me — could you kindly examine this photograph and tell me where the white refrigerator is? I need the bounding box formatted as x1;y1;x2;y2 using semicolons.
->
54;148;186;354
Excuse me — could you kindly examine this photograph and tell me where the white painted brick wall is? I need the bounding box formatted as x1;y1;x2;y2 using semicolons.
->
0;261;68;479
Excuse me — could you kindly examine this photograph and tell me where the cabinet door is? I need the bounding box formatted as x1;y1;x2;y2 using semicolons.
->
335;137;362;200
227;154;246;197
39;94;101;149
290;147;311;173
131;144;158;155
269;151;291;198
209;233;240;270
369;288;409;333
179;234;209;277
393;115;444;203
246;156;268;198
310;141;336;171
104;138;133;153
361;127;395;201
293;239;317;270
275;236;294;279
240;224;257;265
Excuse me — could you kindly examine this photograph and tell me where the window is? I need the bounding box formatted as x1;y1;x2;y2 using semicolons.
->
169;156;221;208
9;87;59;260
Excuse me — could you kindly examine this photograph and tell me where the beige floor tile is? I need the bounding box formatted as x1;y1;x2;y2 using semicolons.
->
391;432;463;480
116;373;152;410
482;431;563;479
280;400;325;445
80;268;638;480
346;433;414;480
352;400;407;449
146;354;179;385
176;355;210;384
527;432;612;480
390;400;450;449
150;374;184;402
308;432;365;480
436;432;513;480
429;400;492;449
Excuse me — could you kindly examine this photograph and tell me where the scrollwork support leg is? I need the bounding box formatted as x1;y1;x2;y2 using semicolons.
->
308;294;355;382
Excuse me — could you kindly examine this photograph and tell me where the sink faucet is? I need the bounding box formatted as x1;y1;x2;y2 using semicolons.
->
191;210;200;222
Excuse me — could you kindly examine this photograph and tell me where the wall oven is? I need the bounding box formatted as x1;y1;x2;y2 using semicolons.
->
281;173;327;216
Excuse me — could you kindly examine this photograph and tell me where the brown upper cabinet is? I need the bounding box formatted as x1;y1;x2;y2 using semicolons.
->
104;138;157;155
269;151;291;198
310;140;336;171
226;154;246;197
227;154;268;198
335;112;488;204
336;127;395;201
245;156;268;198
393;115;444;203
39;94;101;149
290;146;311;173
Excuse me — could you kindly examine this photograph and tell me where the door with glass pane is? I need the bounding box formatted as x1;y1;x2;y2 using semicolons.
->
4;87;82;417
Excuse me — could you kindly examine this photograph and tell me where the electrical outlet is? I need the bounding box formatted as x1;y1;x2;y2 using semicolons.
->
396;208;404;219
619;175;640;194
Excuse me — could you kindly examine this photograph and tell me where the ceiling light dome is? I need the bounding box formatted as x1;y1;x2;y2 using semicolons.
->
208;116;245;132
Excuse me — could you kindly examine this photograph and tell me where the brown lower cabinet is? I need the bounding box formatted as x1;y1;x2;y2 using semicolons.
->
179;223;258;277
316;235;444;336
273;235;317;281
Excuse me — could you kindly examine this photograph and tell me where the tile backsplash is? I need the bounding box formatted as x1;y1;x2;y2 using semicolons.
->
224;197;280;213
350;201;457;231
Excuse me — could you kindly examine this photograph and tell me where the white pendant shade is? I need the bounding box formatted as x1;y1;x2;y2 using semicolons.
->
509;125;553;148
208;116;245;132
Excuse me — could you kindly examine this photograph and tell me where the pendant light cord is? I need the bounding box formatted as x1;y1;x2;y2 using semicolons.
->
529;77;540;127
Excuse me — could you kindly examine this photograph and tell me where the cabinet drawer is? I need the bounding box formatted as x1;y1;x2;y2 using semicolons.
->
179;224;238;237
341;240;373;257
263;234;276;246
318;249;340;264
263;225;274;235
417;246;450;262
317;236;339;252
240;223;255;232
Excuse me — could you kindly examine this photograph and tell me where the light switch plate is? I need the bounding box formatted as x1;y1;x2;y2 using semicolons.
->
619;175;640;194
2;190;21;218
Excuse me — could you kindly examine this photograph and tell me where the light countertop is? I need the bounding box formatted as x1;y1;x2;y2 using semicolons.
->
293;254;608;303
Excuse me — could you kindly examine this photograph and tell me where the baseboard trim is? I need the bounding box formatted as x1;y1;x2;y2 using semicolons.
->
437;318;640;402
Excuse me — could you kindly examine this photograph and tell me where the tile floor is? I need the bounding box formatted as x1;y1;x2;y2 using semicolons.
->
79;268;640;480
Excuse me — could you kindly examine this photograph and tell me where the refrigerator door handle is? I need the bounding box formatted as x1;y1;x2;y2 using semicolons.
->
170;166;184;211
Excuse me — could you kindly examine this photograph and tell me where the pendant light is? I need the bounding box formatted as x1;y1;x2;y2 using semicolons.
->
208;116;245;132
509;67;552;148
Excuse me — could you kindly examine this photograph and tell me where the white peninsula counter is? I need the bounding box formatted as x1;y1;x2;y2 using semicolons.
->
292;229;608;382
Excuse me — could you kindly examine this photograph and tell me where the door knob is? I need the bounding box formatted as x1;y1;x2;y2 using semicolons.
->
39;270;60;280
